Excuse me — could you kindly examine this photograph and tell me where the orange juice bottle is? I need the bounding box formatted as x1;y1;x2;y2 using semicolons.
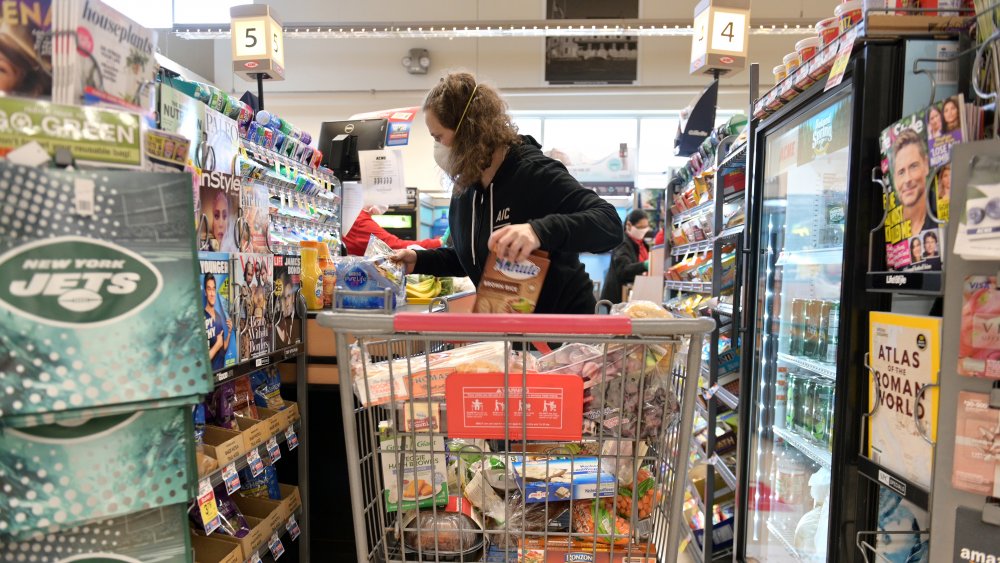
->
316;241;336;308
300;242;324;310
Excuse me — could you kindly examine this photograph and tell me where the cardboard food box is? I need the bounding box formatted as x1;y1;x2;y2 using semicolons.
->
473;251;550;314
204;425;248;467
255;407;284;438
237;416;270;449
192;533;243;563
380;433;449;512
233;494;284;538
518;538;657;563
277;483;302;521
512;457;617;504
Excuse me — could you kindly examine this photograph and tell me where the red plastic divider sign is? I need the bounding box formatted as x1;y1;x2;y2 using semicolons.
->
445;372;583;441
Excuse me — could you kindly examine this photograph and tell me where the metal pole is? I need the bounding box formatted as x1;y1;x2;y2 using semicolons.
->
295;295;310;561
336;322;370;563
256;73;265;111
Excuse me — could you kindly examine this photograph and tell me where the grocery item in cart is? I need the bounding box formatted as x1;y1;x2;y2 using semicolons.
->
613;467;662;521
350;341;535;406
519;538;657;563
473;250;550;313
570;498;632;545
512;457;617;503
381;433;449;511
487;494;572;550
400;496;485;559
336;235;406;309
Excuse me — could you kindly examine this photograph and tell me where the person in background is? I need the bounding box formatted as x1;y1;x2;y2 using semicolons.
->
392;72;622;314
653;217;666;246
601;209;650;304
344;204;443;256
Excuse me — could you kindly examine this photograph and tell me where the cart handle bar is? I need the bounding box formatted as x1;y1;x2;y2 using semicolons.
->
395;312;632;335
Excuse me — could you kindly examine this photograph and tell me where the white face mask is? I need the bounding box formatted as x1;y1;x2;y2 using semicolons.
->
433;141;453;174
628;226;650;240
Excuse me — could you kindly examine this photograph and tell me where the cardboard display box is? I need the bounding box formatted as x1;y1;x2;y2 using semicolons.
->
191;533;242;563
204;426;248;467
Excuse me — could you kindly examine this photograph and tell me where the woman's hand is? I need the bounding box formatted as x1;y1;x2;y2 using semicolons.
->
488;224;541;262
391;249;418;274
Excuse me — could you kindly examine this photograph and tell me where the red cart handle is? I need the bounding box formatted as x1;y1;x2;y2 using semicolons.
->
393;313;632;335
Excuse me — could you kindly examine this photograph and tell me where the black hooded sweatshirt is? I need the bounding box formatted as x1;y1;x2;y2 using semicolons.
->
414;136;623;314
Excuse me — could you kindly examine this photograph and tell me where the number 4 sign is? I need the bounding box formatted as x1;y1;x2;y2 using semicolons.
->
689;0;751;76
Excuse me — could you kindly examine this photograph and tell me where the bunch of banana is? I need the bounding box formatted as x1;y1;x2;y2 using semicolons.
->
405;274;442;299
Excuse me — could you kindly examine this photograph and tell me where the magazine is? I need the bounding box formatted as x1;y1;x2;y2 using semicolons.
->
878;95;966;272
868;312;940;489
952;391;1000;496
67;0;157;111
273;253;301;349
874;487;929;563
235;253;272;362
197;170;241;253
199;251;237;371
0;0;52;98
241;181;270;253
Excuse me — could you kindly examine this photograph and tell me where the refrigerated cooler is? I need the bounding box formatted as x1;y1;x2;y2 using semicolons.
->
735;40;900;563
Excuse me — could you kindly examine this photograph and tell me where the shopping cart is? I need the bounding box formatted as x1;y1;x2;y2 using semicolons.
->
317;310;714;563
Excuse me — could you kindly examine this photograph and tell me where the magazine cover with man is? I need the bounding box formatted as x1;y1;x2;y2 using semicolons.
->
878;94;965;272
199;251;237;371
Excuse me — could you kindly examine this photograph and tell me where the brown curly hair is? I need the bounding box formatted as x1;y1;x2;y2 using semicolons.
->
423;72;520;193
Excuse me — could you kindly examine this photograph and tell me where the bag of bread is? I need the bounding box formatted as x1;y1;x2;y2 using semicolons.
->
473;251;550;314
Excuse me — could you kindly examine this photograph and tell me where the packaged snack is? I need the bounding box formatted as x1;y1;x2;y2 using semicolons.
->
613;468;661;520
239;463;281;500
473;251;550;314
189;484;251;538
231;375;259;419
612;301;670;319
336;235;406;309
206;375;259;429
250;368;284;410
511;458;617;503
488;493;571;550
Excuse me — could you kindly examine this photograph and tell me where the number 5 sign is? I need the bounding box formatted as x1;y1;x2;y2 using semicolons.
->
231;4;285;81
690;0;750;76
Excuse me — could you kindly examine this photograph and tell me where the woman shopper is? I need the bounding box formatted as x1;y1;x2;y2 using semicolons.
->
601;209;650;304
392;72;622;314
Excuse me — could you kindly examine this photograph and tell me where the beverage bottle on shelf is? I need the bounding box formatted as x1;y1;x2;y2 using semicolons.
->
797;375;817;437
811;379;834;447
789;299;806;356
315;240;336;309
803;300;822;358
774;366;789;429
772;442;811;531
786;371;800;430
300;242;324;311
823;301;839;364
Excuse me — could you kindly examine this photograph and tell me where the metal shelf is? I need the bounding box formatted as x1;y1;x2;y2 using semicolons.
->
718;142;747;170
716;225;745;242
713;454;738;492
777;352;837;381
665;280;713;294
857;455;930;511
672;238;715;256
715;386;739;410
240;139;339;186
672;200;715;225
215;342;304;386
775;247;843;267
773;426;832;470
766;519;805;561
722;186;746;201
715;303;734;318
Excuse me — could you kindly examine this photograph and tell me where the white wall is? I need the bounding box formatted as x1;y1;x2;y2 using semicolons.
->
167;0;845;192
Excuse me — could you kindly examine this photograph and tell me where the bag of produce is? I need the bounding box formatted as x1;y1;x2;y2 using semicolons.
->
571;499;631;545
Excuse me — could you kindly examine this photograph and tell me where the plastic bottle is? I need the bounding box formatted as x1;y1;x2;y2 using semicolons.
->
316;241;336;308
431;212;449;238
772;442;810;530
774;366;789;429
300;243;324;310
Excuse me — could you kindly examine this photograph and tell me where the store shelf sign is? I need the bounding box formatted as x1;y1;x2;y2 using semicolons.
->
690;0;750;76
230;5;285;81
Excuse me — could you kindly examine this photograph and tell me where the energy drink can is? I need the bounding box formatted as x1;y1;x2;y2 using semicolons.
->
803;299;823;358
824;302;840;364
272;132;287;154
812;379;834;446
192;82;213;104
300;131;313;145
208;87;227;113
796;374;816;435
310;149;323;169
786;371;800;429
246;122;262;144
789;298;807;355
261;128;275;150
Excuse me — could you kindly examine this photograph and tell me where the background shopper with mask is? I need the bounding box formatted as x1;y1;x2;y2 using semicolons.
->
392;71;622;314
343;204;443;256
601;209;651;304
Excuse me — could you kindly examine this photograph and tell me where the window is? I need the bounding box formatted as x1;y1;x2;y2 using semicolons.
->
102;0;172;28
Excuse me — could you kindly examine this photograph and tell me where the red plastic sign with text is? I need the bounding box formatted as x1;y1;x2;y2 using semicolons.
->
445;372;583;441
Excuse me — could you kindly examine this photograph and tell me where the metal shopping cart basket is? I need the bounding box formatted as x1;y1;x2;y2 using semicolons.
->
317;310;714;563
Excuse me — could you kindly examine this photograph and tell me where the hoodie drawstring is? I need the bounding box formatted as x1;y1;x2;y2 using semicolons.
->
471;193;477;266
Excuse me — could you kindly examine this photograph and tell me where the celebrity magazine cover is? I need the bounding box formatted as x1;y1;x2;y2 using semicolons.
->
235;253;272;361
273;253;301;349
199;251;236;371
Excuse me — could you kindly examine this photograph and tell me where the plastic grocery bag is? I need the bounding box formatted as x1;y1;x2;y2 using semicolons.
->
336;235;406;309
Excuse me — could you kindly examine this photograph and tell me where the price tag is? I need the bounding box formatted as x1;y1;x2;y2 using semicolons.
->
74;178;95;217
197;478;221;534
285;426;298;450
247;448;265;478
286;515;301;541
221;462;241;495
249;552;262;563
825;28;859;91
268;533;285;559
267;436;282;462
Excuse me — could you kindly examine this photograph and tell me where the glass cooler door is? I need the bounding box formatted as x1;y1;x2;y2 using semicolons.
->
745;90;853;563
